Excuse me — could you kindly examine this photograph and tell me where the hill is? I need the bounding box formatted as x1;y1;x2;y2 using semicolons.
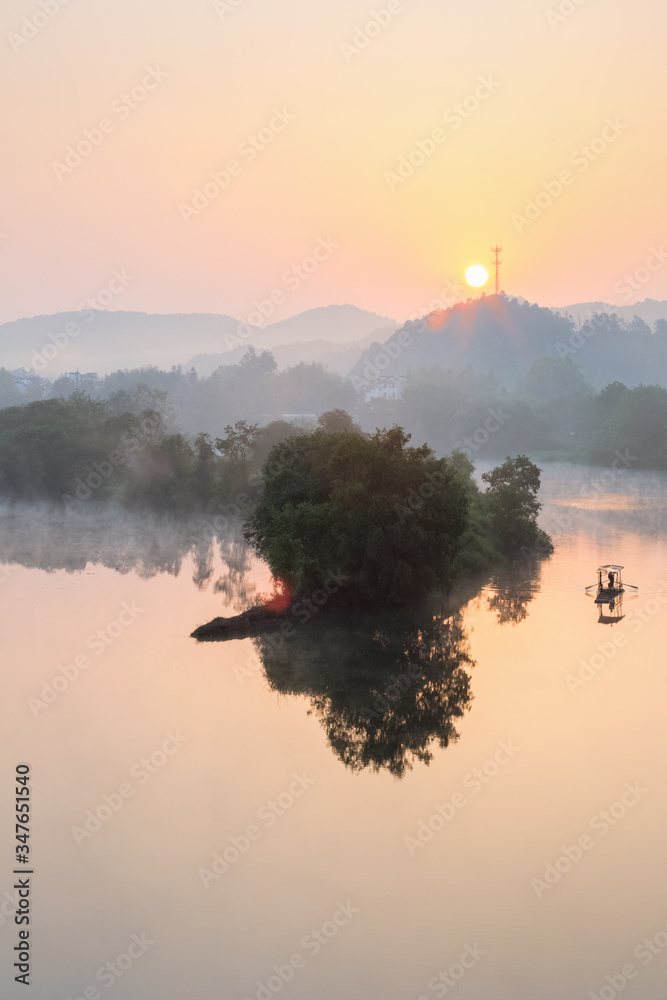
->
349;295;667;390
0;305;396;376
187;327;396;377
553;298;667;327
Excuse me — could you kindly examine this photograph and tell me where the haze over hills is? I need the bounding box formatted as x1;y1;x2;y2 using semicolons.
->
248;305;397;348
552;298;667;327
350;295;667;390
187;328;396;378
0;305;396;376
4;295;667;391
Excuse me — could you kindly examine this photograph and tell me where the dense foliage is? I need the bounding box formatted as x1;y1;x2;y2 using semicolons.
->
4;331;667;470
350;297;667;391
244;425;551;602
243;425;470;603
481;455;552;553
0;393;293;509
0;388;552;601
363;361;667;470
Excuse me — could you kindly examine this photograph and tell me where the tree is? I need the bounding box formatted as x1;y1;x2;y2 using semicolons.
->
0;369;21;410
214;420;259;465
316;409;361;434
244;425;470;603
238;346;277;377
520;356;591;404
481;455;552;553
193;432;216;508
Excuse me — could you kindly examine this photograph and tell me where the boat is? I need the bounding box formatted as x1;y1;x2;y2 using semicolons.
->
584;565;639;625
585;564;639;604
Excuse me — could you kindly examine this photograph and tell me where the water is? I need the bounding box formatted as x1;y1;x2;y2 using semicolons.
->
1;463;667;1000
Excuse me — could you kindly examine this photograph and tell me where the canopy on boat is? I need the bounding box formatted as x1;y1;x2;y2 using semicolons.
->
597;564;624;572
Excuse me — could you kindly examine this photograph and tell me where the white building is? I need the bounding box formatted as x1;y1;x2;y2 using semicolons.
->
67;371;99;385
11;369;50;395
363;375;405;403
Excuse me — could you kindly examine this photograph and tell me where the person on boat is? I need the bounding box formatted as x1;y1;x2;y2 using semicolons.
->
608;570;615;589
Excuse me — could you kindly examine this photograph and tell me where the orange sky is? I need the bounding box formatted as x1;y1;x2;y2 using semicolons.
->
2;0;666;325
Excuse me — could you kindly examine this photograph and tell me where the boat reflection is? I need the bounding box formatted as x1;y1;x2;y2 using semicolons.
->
588;590;638;625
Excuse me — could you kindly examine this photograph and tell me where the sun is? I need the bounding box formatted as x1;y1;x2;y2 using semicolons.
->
465;265;488;288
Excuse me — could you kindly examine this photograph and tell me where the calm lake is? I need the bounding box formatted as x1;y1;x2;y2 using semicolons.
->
2;463;667;1000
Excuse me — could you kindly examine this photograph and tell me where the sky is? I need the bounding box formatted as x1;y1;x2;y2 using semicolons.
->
1;0;666;326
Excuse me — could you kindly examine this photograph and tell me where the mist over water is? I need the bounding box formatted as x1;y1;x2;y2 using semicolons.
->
1;464;667;999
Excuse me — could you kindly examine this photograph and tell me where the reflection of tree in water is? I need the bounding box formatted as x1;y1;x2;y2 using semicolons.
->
255;606;475;778
484;557;543;626
0;504;255;604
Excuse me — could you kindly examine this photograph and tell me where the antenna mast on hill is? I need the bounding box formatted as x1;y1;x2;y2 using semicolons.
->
491;244;503;295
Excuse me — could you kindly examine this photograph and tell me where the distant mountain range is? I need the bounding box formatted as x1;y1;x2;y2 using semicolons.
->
187;329;397;378
4;296;667;390
350;296;667;390
553;298;667;327
0;305;396;375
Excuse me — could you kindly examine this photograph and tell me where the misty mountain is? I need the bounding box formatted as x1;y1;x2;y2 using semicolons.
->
553;297;667;327
245;305;396;349
187;326;396;377
349;295;667;390
0;305;396;376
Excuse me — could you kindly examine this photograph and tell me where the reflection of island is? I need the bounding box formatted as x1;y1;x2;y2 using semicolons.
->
483;557;544;626
0;504;255;602
254;604;475;778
